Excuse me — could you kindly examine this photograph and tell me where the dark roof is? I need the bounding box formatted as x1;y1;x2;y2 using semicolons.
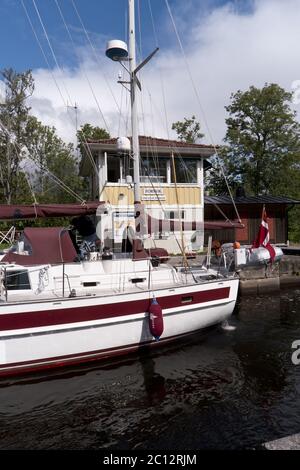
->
204;195;300;205
86;135;216;150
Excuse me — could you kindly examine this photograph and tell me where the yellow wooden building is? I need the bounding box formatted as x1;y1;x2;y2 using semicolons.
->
80;136;215;253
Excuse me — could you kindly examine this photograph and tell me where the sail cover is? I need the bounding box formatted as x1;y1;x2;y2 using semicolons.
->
2;227;78;265
0;202;104;220
0;202;244;229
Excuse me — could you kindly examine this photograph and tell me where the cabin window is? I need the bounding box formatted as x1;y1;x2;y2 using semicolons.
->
130;277;146;283
5;270;31;290
172;158;197;184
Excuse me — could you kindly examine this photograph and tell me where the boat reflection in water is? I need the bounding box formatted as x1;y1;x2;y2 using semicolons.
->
0;290;300;449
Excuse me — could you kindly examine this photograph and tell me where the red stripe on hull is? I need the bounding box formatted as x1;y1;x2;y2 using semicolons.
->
0;287;230;331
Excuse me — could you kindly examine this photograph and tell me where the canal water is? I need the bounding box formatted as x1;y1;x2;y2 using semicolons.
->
0;289;300;450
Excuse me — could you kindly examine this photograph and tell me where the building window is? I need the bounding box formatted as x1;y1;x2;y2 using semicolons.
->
141;157;167;183
107;155;121;182
172;158;197;183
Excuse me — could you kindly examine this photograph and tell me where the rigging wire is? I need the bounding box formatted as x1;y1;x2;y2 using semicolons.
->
21;0;101;181
142;89;234;226
147;94;163;189
136;0;154;183
52;1;112;195
21;0;67;107
131;0;172;228
147;1;194;225
137;1;162;194
32;0;74;107
54;0;110;134
70;0;125;132
20;160;38;204
132;0;196;201
146;1;240;227
148;0;170;138
170;151;188;268
0;119;86;203
164;0;242;224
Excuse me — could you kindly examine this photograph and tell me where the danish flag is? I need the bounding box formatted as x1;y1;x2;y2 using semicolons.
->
252;206;276;261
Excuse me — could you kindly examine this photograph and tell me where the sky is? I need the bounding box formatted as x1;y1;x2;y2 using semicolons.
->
1;0;300;146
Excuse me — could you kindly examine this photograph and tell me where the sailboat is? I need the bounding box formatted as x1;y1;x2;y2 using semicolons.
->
0;0;239;378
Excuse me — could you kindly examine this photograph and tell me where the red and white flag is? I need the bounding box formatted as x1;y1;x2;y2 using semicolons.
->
252;206;276;261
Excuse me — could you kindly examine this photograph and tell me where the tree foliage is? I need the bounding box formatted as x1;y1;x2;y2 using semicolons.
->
0;68;86;206
171;115;204;143
25;116;85;203
0;68;34;203
206;83;300;241
209;83;300;197
77;123;110;148
76;123;110;199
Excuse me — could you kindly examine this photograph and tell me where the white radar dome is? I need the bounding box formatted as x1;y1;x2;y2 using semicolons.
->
106;40;128;61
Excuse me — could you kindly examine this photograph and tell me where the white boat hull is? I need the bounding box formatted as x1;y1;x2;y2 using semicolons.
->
0;278;238;377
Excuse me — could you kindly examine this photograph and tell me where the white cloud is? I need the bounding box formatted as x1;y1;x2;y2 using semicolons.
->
28;0;300;146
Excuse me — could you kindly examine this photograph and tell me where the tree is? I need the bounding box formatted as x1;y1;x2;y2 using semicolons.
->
77;123;110;148
171;115;204;143
204;147;237;196
0;68;34;203
24;116;86;203
216;83;300;196
77;124;110;176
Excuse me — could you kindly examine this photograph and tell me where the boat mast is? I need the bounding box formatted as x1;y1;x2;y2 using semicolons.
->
128;0;141;204
106;0;158;249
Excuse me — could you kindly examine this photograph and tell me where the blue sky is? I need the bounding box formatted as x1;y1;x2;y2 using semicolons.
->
1;0;249;71
2;0;176;70
0;0;299;145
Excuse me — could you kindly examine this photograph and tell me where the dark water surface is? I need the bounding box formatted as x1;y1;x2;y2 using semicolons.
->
1;289;300;450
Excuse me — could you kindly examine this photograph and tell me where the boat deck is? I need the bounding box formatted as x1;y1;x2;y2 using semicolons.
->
0;271;232;305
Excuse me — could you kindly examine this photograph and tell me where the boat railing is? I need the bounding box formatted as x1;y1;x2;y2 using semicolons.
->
3;267;7;302
61;263;73;298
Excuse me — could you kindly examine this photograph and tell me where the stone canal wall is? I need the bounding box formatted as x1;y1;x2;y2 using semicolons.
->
239;255;300;295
